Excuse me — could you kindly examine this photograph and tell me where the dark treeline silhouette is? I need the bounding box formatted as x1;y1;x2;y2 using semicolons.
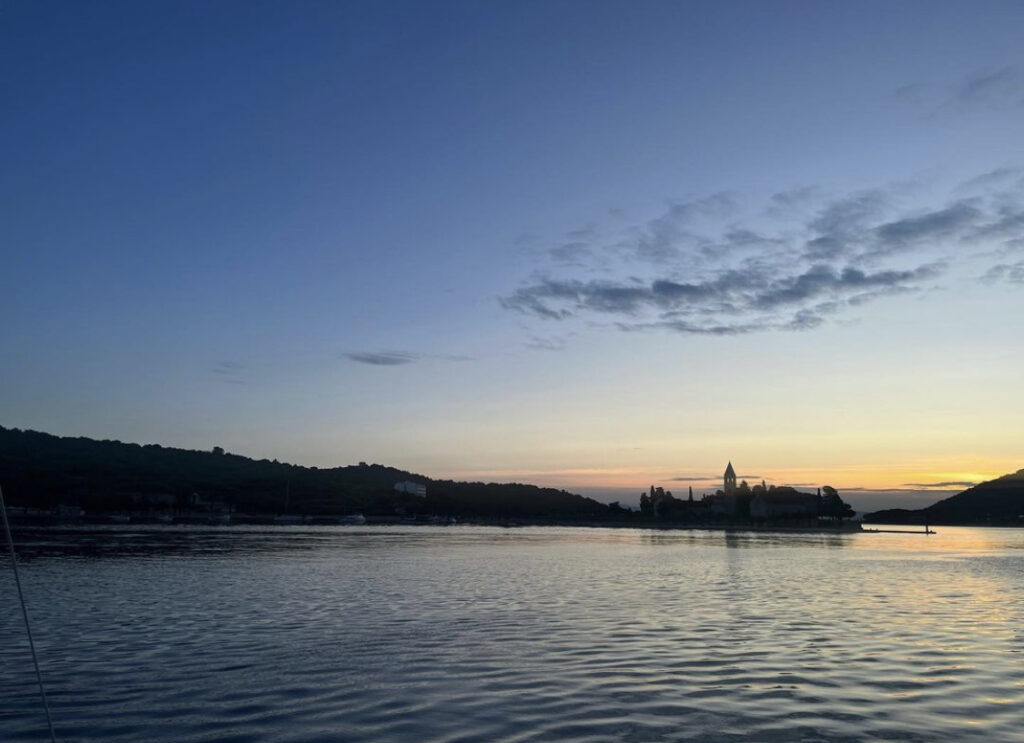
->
865;469;1024;526
1;426;871;527
0;426;611;521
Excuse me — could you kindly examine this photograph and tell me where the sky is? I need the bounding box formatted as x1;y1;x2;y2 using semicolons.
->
2;1;1023;511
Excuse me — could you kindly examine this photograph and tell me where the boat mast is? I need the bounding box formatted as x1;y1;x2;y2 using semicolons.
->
1;485;57;742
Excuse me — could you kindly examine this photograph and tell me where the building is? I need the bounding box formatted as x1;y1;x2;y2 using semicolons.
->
644;462;829;524
708;461;740;516
750;489;819;524
723;461;736;495
715;461;819;524
394;481;427;497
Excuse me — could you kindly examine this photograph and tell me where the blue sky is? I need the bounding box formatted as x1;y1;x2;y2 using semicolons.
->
2;1;1023;509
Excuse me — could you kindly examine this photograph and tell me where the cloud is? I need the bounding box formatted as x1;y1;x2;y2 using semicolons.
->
896;66;1024;112
971;207;1024;246
894;82;929;103
502;278;652;317
669;476;716;482
550;240;593;264
956;167;1023;192
754;264;941;309
343;351;474;366
768;185;822;212
901;481;976;488
805;197;991;264
344;352;419;366
810;190;892;238
981;260;1024;284
625;192;739;264
212;360;246;384
525;335;567;351
873;201;981;249
620;317;772;336
959;67;1019;104
504;263;943;335
501;168;1023;340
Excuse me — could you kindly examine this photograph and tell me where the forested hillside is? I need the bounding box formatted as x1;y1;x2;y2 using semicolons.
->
0;426;612;520
864;469;1024;525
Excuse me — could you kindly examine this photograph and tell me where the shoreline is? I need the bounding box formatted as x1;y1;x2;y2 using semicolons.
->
7;512;866;534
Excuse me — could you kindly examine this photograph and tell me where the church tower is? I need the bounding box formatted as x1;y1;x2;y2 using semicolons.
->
724;461;737;496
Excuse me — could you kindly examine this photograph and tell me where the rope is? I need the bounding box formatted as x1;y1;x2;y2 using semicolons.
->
1;486;57;742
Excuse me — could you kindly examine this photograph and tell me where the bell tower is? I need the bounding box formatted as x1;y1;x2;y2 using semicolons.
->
724;461;737;496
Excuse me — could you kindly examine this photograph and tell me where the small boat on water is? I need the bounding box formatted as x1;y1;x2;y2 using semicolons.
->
339;514;366;525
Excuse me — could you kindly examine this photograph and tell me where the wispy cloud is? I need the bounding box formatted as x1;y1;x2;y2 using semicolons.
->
501;168;1024;338
901;481;976;488
212;360;246;384
525;335;568;351
894;82;929;104
668;474;761;482
767;185;822;213
896;65;1024;112
982;260;1024;283
956;166;1023;192
344;352;419;366
343;351;474;366
959;66;1020;105
873;202;981;250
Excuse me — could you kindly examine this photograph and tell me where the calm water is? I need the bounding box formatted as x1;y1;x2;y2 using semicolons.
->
2;525;1022;742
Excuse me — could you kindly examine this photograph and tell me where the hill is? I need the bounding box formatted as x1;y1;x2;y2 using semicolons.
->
864;469;1024;525
0;426;614;521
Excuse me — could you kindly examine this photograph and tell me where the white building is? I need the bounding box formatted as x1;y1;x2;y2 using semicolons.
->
394;481;427;497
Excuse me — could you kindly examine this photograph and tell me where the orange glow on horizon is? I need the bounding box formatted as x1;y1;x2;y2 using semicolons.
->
434;461;1015;493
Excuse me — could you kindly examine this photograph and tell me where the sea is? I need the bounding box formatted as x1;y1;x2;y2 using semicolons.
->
2;525;1022;742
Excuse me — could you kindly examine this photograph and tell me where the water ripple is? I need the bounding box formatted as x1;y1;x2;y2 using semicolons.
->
1;525;1022;742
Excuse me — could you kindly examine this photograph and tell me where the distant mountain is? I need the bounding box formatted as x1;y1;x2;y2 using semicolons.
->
0;426;613;521
865;469;1024;525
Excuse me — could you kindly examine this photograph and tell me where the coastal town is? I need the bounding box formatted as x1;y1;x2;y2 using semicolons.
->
640;462;855;527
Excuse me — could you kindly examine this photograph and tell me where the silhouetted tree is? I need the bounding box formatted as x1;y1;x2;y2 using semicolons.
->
820;485;855;523
735;480;752;520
